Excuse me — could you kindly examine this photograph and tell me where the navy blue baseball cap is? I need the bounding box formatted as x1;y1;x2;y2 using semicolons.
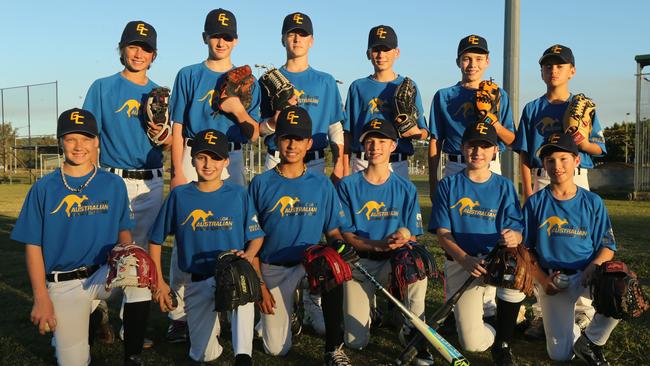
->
539;44;575;66
119;21;157;50
462;122;498;146
191;129;229;159
282;12;313;35
276;106;312;139
205;8;238;39
359;118;398;142
368;25;398;49
457;34;489;56
536;133;579;159
57;108;98;138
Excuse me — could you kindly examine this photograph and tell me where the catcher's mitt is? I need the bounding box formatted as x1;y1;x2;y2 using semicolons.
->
474;79;501;126
145;87;171;146
483;245;535;297
393;77;419;137
390;243;438;300
563;93;595;145
214;252;262;312
590;260;649;320
106;244;158;290
216;65;255;111
303;244;353;293
259;67;295;112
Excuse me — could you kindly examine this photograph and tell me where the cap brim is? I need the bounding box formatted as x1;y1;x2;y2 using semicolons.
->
463;136;497;146
538;54;571;65
276;131;311;139
535;144;577;158
368;41;397;50
283;26;312;35
458;46;489;56
59;129;98;138
191;148;228;160
206;31;237;39
359;130;397;143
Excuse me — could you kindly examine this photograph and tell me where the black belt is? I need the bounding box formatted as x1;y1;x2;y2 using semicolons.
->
46;265;100;282
264;261;300;268
358;251;392;261
545;267;578;275
354;152;410;163
268;149;325;163
107;167;162;180
191;273;212;282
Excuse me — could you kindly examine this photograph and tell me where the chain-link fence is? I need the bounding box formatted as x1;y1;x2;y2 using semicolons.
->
634;55;650;198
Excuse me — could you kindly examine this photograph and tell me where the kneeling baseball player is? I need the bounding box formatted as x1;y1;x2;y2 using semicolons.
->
336;119;434;365
12;109;153;366
429;121;529;365
148;129;264;365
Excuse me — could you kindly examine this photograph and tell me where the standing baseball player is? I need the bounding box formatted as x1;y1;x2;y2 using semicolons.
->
148;129;264;365
428;34;516;319
12;108;152;366
166;8;261;341
343;25;428;178
257;11;346;335
337;119;433;365
512;44;606;337
249;106;351;365
523;133;619;364
430;122;526;365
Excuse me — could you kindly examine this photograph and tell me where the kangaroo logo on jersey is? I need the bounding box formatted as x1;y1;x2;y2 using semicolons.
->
115;100;141;118
536;117;561;133
292;88;319;105
51;194;109;217
269;196;317;217
454;102;475;120
182;209;233;231
269;196;300;217
356;200;399;221
368;98;386;114
198;89;216;107
450;197;496;220
538;216;587;238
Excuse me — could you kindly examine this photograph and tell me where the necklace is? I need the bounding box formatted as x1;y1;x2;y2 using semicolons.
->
60;164;97;193
274;164;307;178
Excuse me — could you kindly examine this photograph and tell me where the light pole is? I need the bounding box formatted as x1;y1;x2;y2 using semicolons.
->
625;112;631;164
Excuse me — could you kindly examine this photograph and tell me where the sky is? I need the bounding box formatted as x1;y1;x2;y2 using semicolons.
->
0;0;647;137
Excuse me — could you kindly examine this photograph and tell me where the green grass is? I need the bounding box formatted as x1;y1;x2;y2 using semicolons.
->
0;183;648;365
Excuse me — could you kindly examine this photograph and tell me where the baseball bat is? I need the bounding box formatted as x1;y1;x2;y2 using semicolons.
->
353;262;469;366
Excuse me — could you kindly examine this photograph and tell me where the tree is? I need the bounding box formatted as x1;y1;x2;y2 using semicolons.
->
600;122;635;163
0;122;17;172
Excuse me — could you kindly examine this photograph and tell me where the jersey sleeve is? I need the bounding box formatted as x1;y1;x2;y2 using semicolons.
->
243;191;264;242
413;81;428;131
246;77;262;123
405;182;424;236
326;76;345;125
429;91;443;141
511;105;531;154
428;178;451;232
521;197;538;250
591;195;616;252
498;180;524;233
498;89;515;134
336;179;356;234
169;70;189;125
148;190;177;245
322;180;345;233
588;110;607;157
343;84;355;132
10;183;45;245
82;80;103;132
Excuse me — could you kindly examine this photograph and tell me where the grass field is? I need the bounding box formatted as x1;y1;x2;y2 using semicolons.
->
0;182;648;365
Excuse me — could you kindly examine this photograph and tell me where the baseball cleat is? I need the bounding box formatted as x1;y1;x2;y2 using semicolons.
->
573;333;610;366
324;344;352;366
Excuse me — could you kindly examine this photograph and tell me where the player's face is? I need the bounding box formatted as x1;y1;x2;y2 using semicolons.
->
193;152;229;182
205;35;238;61
541;63;575;88
283;31;313;58
462;141;497;170
277;135;313;164
61;133;98;166
542;151;580;184
363;135;397;165
368;46;400;72
122;44;155;72
458;52;489;83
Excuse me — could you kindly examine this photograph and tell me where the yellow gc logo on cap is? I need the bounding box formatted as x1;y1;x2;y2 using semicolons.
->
205;131;218;145
293;13;303;24
549;133;561;144
70;111;85;125
376;27;387;39
136;23;148;36
287;111;300;124
218;13;229;26
370;120;382;129
468;35;479;45
551;45;562;54
476;123;488;135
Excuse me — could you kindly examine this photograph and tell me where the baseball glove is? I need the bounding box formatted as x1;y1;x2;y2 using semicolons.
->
213;251;262;312
303;244;353;293
474;79;501;125
590;260;649;320
106;244;158;290
145;87;172;146
216;65;255;111
484;245;535;297
563;93;595;145
393;77;420;137
259;67;295;112
390;243;438;300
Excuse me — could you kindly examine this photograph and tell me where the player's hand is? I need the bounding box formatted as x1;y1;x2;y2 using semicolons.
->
542;272;561;295
258;285;276;315
219;96;246;116
170;173;188;190
153;281;175;312
460;255;487;278
498;229;522;248
385;232;410;251
31;296;57;335
399;125;422;138
581;263;597;287
232;249;255;264
146;121;163;138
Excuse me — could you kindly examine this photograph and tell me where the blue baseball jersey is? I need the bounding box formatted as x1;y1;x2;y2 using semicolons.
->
429;82;515;155
83;73;163;169
523;187;616;270
512;95;606;169
169;63;261;142
343;75;428;155
260;66;345;151
337;172;423;240
248;169;345;264
429;171;523;256
11;169;134;273
149;182;264;276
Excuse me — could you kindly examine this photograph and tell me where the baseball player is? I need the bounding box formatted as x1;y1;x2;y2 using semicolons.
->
337;119;433;365
429;122;525;365
249;106;351;365
512;45;606;337
11;108;152;366
343;25;428;178
166;8;262;340
258;11;346;335
148;129;264;365
522;133;619;364
82;20;167;346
